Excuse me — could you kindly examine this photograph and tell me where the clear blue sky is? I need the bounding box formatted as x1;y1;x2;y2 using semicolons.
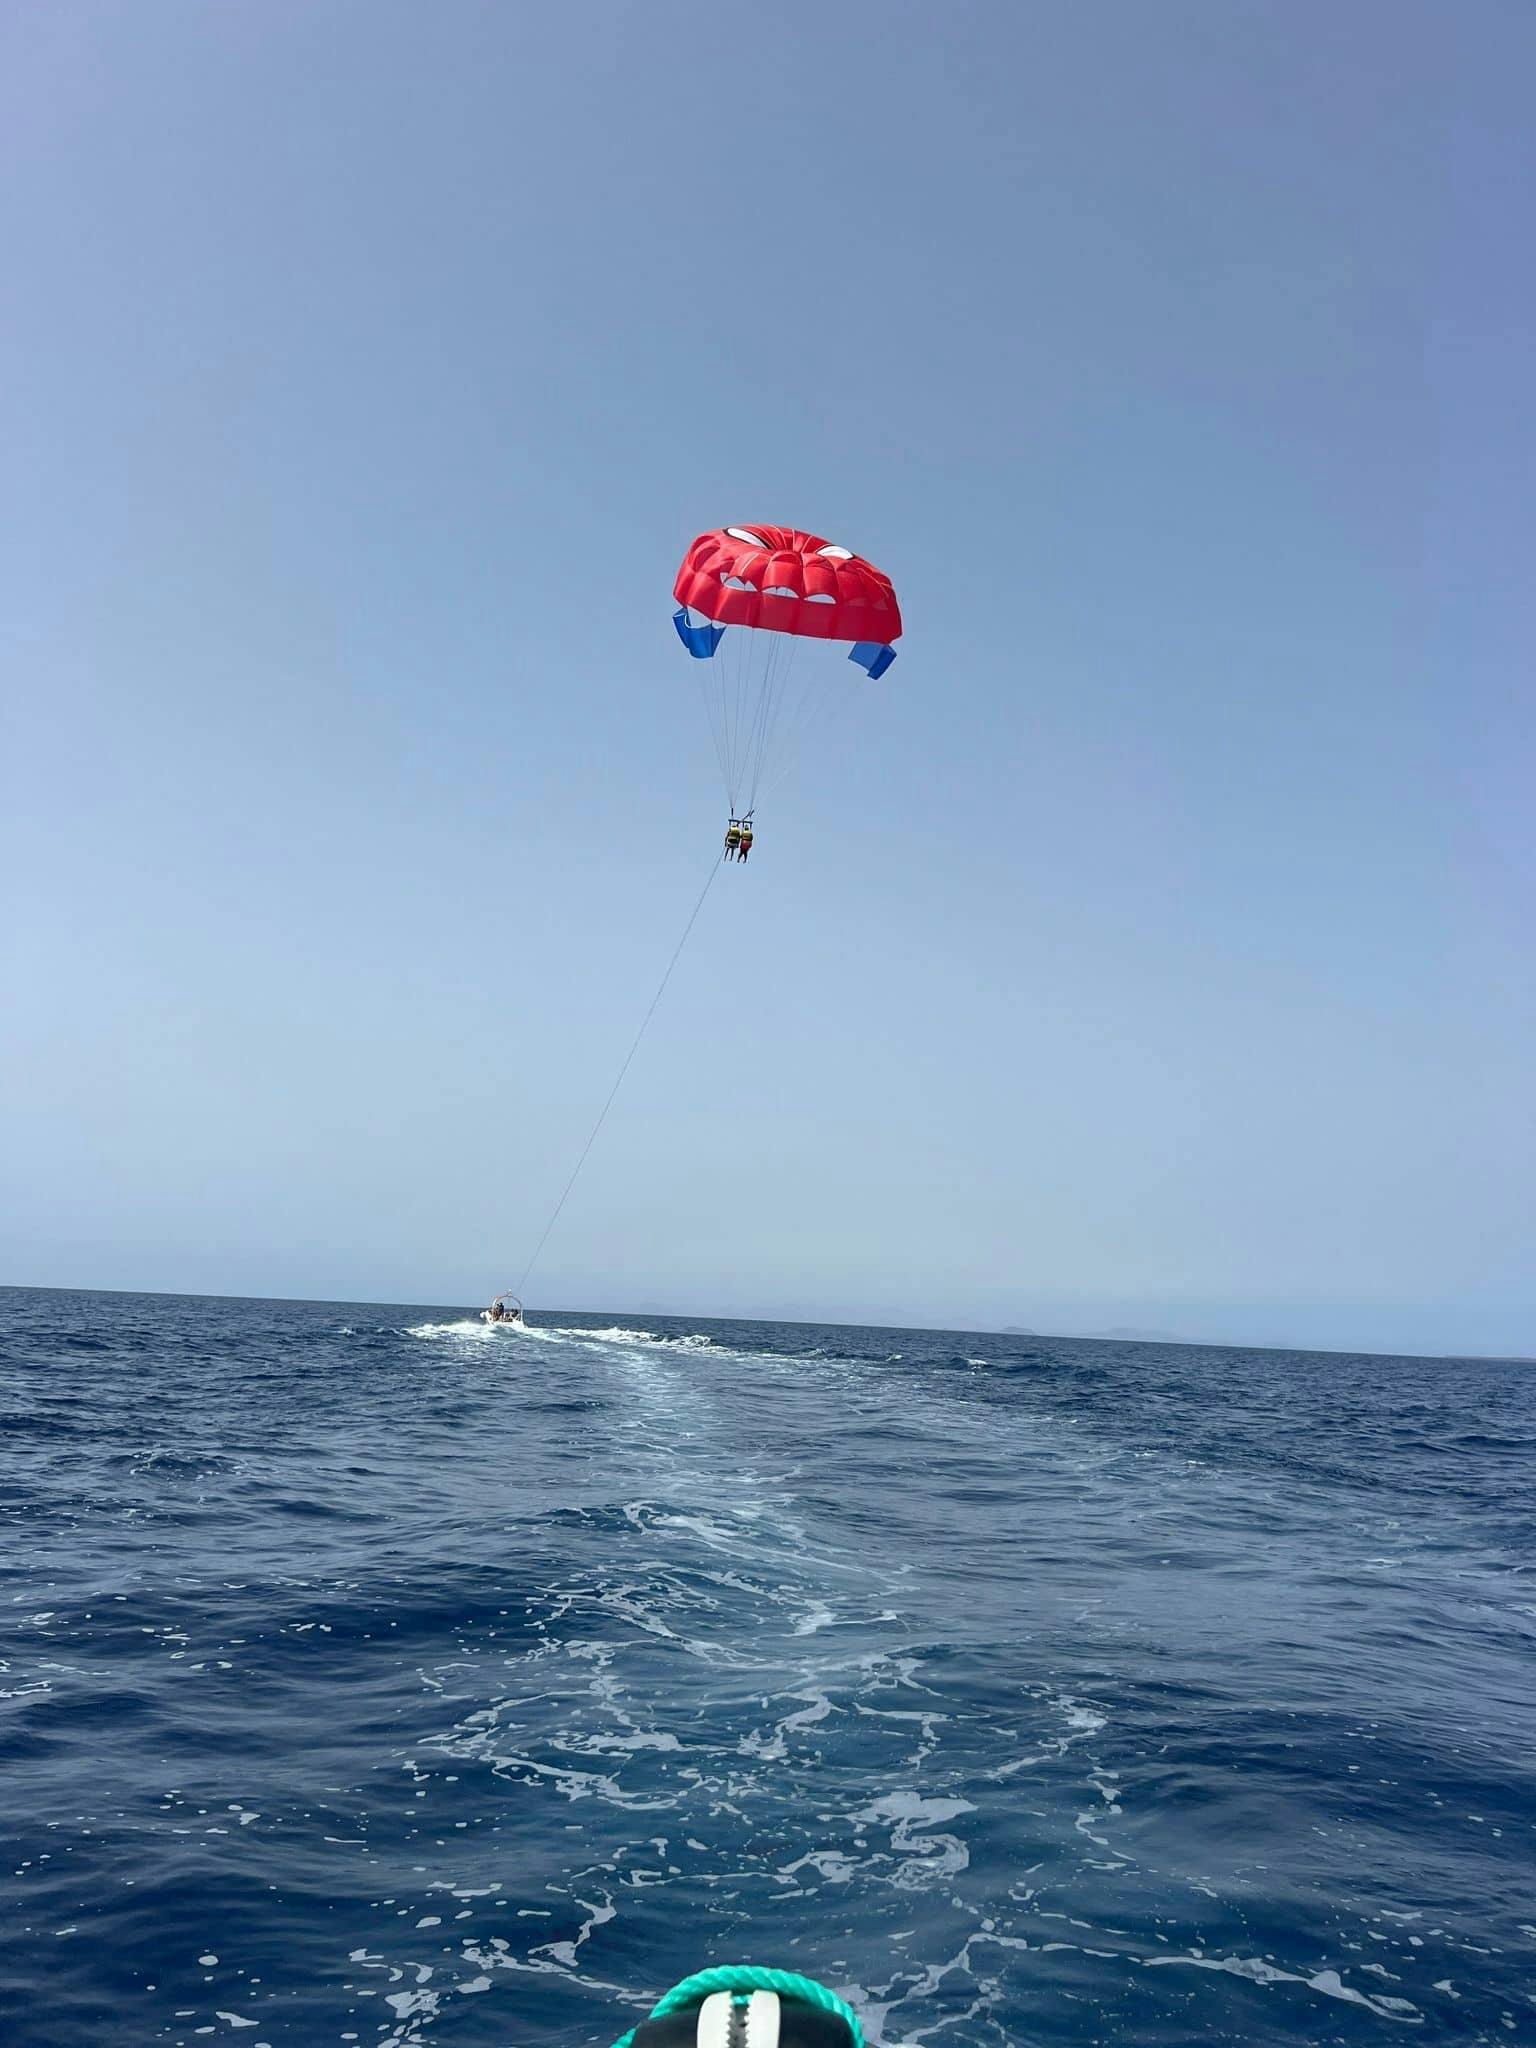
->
4;3;1533;1355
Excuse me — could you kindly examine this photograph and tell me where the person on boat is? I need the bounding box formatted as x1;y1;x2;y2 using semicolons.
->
724;819;741;860
737;821;753;862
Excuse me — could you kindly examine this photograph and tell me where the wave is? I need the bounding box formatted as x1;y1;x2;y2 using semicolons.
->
542;1325;722;1353
401;1319;730;1360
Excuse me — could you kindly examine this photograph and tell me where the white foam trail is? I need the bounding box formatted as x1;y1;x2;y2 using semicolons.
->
541;1325;724;1353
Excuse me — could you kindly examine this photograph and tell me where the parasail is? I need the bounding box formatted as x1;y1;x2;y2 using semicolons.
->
672;524;901;823
503;525;906;1306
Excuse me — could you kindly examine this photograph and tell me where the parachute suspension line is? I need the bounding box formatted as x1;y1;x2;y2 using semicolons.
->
747;629;801;815
733;626;760;805
727;626;752;811
716;628;740;814
721;624;786;820
514;856;722;1298
694;616;848;820
692;655;732;806
733;636;749;809
741;628;783;812
755;662;869;808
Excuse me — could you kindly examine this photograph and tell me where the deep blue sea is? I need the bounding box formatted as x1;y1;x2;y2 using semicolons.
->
2;1289;1532;2048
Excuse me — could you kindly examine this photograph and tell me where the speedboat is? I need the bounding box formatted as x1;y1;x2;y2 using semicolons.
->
481;1292;525;1327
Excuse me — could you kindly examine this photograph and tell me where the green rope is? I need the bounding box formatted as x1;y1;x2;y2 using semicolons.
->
610;1966;865;2048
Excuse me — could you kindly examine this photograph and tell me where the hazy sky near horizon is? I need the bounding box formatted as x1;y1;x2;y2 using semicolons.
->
4;2;1533;1356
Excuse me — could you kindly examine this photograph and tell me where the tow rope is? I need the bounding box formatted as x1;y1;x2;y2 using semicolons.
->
514;855;722;1297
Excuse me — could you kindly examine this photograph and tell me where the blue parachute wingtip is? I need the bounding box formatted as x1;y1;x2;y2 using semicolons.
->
673;606;726;659
849;641;897;680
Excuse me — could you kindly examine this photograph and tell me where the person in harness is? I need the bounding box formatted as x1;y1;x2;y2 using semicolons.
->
736;820;753;862
724;819;742;860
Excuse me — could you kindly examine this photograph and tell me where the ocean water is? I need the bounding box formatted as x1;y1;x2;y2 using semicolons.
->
1;1289;1532;2048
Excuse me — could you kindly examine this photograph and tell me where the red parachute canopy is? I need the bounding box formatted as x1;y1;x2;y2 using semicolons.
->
673;525;902;646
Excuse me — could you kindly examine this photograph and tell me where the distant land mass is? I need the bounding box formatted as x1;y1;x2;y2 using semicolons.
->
1088;1327;1185;1343
999;1323;1183;1343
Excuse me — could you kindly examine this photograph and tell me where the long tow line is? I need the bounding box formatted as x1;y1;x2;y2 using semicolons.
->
512;852;724;1299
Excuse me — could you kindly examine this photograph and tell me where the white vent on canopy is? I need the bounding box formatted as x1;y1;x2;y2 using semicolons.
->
726;527;770;550
817;545;854;560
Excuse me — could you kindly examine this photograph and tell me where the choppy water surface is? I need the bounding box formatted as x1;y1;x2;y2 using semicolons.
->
2;1288;1532;2048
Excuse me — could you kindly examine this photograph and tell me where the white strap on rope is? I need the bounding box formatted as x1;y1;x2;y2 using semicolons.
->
695;1994;735;2048
744;1993;782;2048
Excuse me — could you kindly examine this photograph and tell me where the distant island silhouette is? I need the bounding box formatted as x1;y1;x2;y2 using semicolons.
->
1091;1327;1184;1343
998;1324;1184;1343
